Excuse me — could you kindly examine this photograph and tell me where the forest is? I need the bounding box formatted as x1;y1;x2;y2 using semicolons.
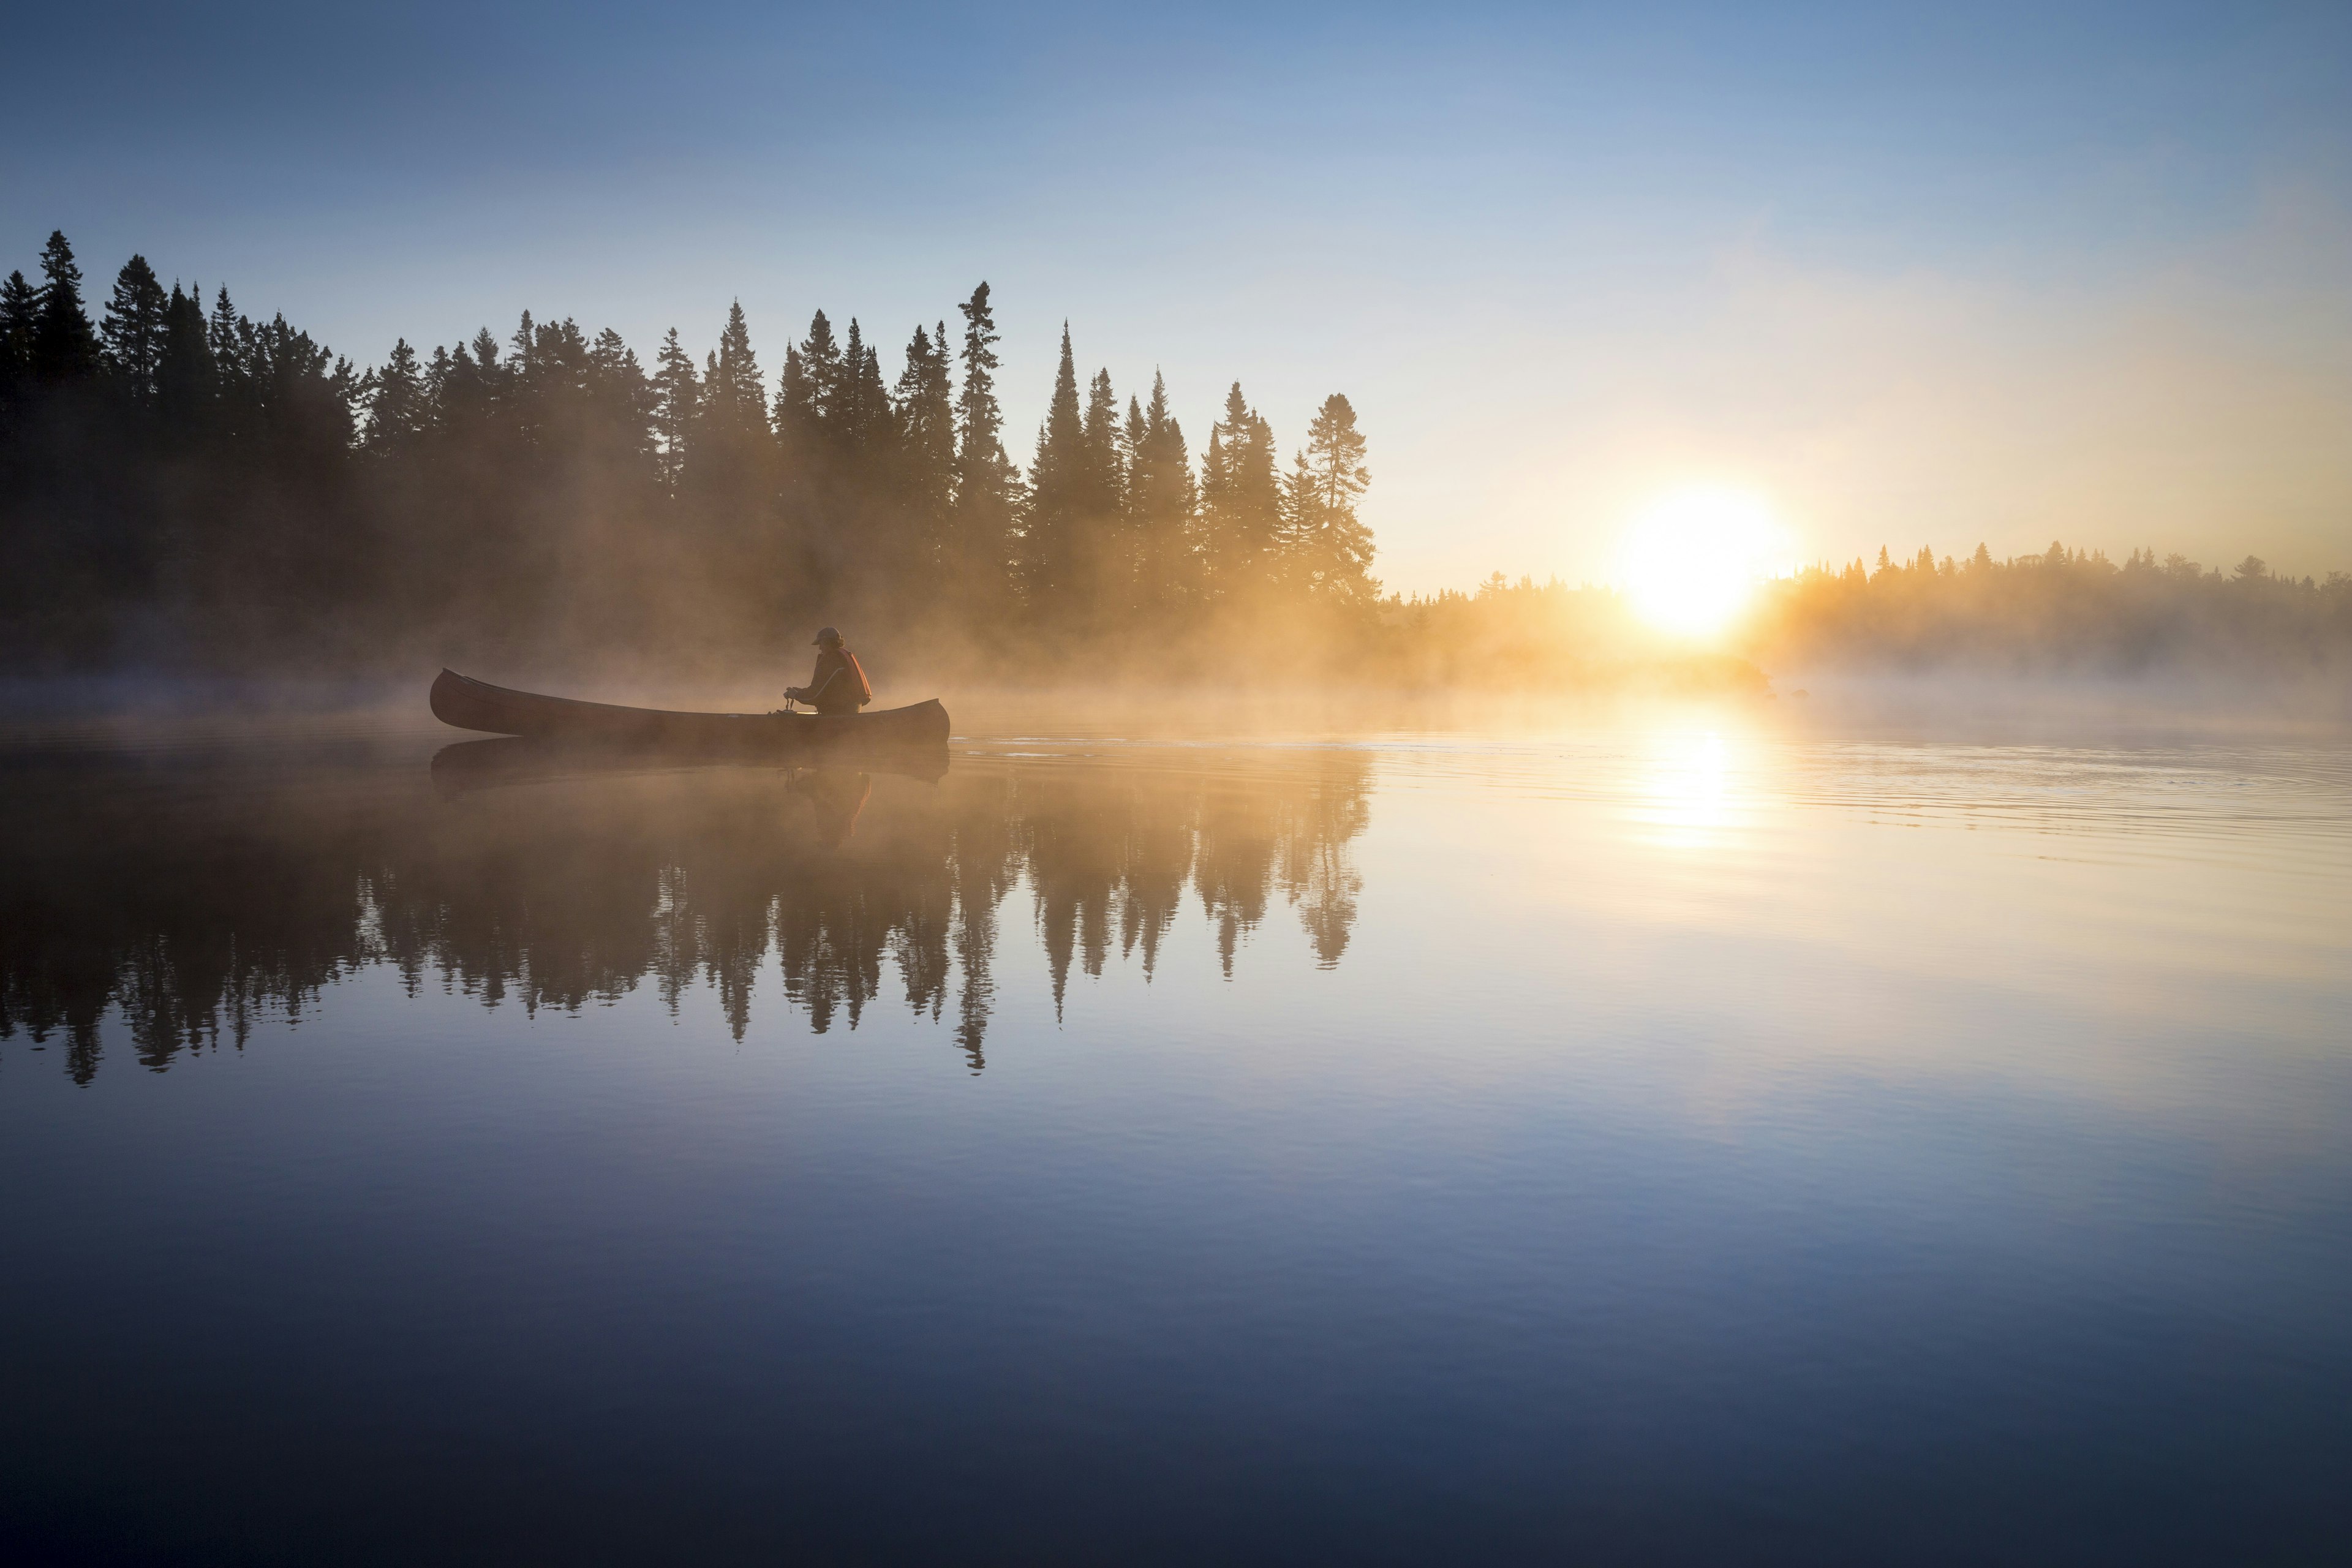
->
4;228;2346;689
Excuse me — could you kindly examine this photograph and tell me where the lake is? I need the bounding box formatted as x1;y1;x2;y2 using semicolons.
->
2;704;2347;1564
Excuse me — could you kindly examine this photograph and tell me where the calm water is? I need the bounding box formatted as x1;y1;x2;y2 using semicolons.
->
2;710;2348;1564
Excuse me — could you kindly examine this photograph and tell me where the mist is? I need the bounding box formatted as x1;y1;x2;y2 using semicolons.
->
4;227;2348;721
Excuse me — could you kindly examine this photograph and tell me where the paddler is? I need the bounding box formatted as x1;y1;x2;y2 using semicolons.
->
785;627;873;716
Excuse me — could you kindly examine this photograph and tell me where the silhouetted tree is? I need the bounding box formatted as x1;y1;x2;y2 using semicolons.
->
1022;322;1087;614
100;255;168;406
652;327;696;492
951;282;1017;607
894;321;956;579
1126;370;1199;615
1199;381;1279;602
31;232;98;383
1283;393;1376;607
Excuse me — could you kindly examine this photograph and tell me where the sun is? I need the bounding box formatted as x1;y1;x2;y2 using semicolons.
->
1618;488;1787;638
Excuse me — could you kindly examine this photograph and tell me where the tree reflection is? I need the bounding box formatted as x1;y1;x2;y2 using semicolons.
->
0;746;1371;1082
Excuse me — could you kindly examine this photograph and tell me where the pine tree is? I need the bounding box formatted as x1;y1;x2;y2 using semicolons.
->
652;327;697;490
950;283;1018;597
1200;381;1280;600
894;322;956;570
1127;369;1199;613
154;283;213;431
793;309;842;445
100;255;168;405
0;269;36;422
1080;368;1121;517
586;327;655;467
31;232;99;383
775;342;813;455
203;287;257;438
703;301;765;435
835;317;893;462
364;339;428;453
1284;393;1375;606
1022;323;1087;610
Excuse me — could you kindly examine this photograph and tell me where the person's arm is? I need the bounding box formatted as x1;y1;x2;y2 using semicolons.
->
787;654;830;701
803;655;846;702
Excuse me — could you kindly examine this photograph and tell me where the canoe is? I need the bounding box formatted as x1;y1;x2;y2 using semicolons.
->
429;669;950;750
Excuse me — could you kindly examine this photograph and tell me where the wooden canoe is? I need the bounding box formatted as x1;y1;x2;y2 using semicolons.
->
429;669;951;750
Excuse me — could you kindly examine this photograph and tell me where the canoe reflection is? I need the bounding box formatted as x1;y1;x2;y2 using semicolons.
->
1;744;1370;1082
428;736;950;798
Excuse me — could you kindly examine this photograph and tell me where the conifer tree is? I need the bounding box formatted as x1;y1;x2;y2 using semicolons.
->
775;342;813;454
586;327;654;466
206;287;243;385
835;317;893;461
1126;370;1199;612
951;283;1017;595
1023;323;1087;610
1200;380;1280;599
793;309;842;444
894;322;956;570
154;283;213;430
31;232;99;383
364;339;427;454
703;301;766;437
100;255;168;405
1283;393;1375;606
652;327;697;490
0;270;36;422
1080;369;1121;516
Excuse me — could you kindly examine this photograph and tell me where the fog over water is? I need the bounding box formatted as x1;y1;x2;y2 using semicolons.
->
2;696;2345;1563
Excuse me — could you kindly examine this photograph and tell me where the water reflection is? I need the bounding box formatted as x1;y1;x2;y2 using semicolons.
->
1629;726;1741;849
0;742;1372;1081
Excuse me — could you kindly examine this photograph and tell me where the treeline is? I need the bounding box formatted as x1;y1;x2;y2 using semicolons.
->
0;230;1376;675
1743;543;2352;677
5;229;2343;689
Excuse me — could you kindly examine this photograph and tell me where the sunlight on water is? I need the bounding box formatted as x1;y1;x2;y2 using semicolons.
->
1629;725;1740;848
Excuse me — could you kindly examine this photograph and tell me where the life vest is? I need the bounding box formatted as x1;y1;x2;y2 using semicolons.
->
809;647;872;710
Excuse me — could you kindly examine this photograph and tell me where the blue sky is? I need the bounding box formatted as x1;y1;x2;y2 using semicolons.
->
8;1;2349;586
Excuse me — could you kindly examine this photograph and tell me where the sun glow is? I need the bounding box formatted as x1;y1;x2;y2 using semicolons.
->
1618;488;1788;638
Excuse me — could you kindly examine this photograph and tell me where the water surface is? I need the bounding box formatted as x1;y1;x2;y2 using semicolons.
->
2;712;2347;1564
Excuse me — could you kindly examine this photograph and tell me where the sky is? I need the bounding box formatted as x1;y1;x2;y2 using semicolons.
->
7;1;2350;590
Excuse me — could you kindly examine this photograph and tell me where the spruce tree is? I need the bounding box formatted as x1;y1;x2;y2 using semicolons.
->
100;255;168;405
775;342;813;454
1200;381;1280;599
0;270;36;421
31;232;99;383
951;282;1017;595
206;286;243;377
587;327;654;466
1080;368;1121;514
835;317;893;462
1286;393;1375;606
894;322;956;570
1023;323;1086;610
155;283;213;431
1127;369;1198;612
364;339;427;454
706;301;765;435
794;309;842;441
652;328;698;491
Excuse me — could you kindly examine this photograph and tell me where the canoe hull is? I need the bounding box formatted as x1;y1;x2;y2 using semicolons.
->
429;669;949;750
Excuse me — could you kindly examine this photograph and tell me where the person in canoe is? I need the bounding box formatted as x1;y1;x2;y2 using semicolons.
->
785;626;873;716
